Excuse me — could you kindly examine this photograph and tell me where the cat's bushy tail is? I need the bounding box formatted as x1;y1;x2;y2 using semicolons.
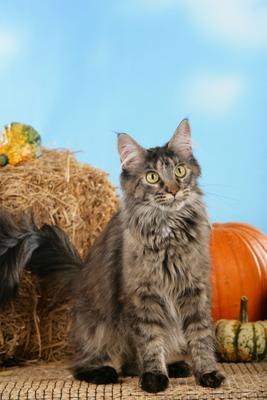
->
0;210;83;308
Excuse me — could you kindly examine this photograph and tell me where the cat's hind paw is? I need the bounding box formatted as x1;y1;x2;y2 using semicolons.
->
198;370;225;388
168;360;191;378
73;366;118;384
140;372;169;393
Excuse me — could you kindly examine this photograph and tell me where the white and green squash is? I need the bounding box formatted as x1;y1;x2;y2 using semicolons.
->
215;296;267;362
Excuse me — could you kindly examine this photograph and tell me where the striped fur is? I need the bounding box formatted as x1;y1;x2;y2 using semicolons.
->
71;120;225;392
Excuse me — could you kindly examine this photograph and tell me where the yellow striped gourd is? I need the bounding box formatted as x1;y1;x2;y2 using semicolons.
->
215;296;267;362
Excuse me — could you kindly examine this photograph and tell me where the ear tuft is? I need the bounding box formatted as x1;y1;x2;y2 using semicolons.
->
168;119;192;159
117;133;146;170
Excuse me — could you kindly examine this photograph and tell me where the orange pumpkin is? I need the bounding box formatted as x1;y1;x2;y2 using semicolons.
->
210;223;267;321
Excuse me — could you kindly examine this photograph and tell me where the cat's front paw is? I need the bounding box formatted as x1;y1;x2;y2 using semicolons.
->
140;372;169;393
198;370;225;388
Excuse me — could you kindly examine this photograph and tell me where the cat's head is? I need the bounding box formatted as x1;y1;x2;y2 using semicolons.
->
118;119;202;210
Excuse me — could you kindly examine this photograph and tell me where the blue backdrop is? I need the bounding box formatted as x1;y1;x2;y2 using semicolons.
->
0;1;266;232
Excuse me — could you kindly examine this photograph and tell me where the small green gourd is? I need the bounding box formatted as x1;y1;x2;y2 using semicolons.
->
215;296;267;362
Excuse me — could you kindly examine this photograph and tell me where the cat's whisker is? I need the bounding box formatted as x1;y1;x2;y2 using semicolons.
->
204;191;238;203
200;183;234;188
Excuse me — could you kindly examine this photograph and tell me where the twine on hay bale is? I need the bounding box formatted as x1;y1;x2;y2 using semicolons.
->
0;149;119;364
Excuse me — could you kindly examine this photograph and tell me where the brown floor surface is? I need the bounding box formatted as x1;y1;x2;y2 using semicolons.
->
0;362;266;399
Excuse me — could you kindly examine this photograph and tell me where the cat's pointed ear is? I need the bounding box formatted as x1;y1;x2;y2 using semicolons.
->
117;133;146;170
168;119;192;159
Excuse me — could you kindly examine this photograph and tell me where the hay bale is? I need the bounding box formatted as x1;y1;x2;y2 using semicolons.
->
0;149;119;363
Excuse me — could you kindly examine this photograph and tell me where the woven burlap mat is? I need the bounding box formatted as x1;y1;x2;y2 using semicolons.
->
0;362;266;399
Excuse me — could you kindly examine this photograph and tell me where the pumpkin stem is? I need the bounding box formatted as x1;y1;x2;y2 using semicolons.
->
239;296;249;323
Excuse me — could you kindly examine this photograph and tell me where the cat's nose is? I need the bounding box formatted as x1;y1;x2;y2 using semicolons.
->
166;184;179;195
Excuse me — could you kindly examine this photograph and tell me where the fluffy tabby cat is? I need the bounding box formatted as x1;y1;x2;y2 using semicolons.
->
0;119;225;393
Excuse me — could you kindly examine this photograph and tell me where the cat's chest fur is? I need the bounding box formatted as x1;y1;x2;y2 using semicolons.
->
125;205;201;256
123;206;206;297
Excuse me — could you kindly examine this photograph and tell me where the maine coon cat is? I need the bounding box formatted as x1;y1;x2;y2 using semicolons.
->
0;119;225;393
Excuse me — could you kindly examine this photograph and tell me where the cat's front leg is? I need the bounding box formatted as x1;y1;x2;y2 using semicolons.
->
128;296;169;393
181;288;225;388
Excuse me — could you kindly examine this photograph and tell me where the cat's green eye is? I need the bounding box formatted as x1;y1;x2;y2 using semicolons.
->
146;171;159;184
174;165;187;178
